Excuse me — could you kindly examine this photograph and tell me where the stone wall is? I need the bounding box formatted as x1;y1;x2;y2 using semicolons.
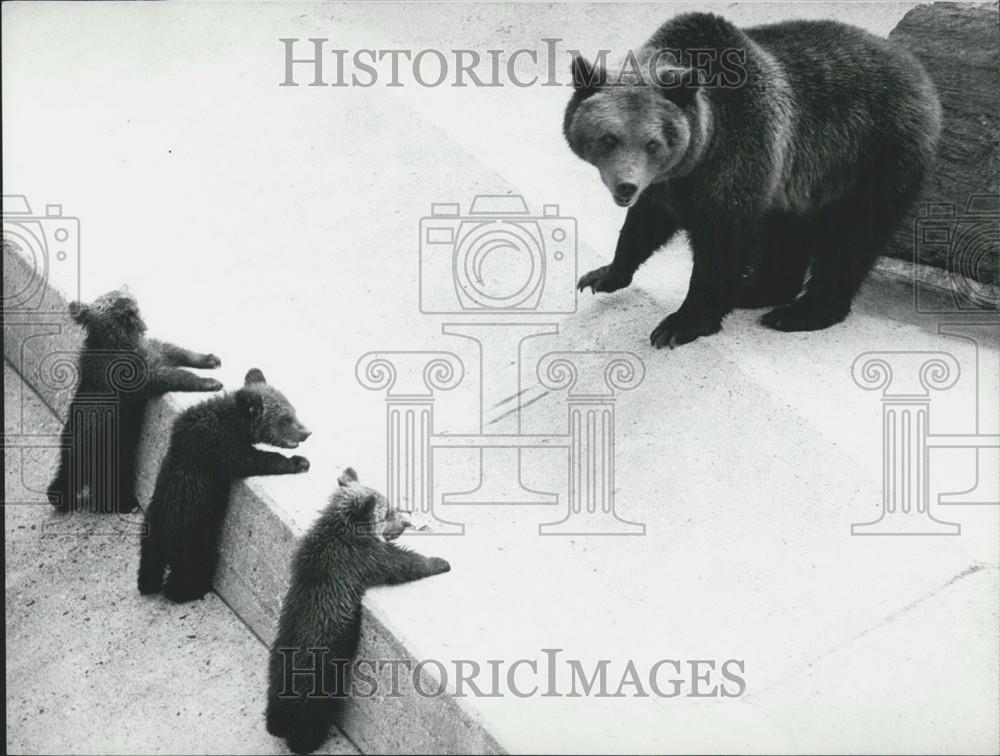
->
887;2;999;294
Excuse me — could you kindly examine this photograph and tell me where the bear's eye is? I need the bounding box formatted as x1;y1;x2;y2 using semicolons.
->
599;134;618;150
646;139;661;153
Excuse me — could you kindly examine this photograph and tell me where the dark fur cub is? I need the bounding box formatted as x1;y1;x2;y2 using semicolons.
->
137;368;311;602
265;468;450;755
566;13;941;347
47;288;222;514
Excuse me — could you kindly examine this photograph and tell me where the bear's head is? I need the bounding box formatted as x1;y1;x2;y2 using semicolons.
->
564;55;710;207
69;287;148;347
236;368;312;449
333;467;411;541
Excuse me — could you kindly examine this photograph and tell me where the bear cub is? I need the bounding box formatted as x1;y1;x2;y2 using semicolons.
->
566;13;941;347
48;288;222;514
138;368;311;602
266;468;450;755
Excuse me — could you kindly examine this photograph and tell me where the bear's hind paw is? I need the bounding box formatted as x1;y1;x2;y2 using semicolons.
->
201;353;222;369
760;299;849;332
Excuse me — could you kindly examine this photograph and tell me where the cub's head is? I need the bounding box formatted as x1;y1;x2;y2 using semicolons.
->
236;368;311;448
333;467;411;541
564;56;709;207
68;287;147;346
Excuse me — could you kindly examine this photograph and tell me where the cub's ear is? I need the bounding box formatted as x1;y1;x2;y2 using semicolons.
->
571;54;603;93
68;301;89;325
653;65;704;107
236;389;263;418
244;368;266;385
338;467;359;487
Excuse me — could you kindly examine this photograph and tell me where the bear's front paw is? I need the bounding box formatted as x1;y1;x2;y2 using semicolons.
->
577;265;632;294
426;557;451;575
201;353;222;369
201;378;224;392
650;310;722;349
290;455;310;473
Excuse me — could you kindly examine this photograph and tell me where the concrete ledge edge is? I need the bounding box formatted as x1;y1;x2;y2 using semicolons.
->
2;248;505;755
872;256;999;308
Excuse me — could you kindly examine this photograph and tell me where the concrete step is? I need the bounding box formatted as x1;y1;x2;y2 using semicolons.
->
3;361;358;755
6;223;506;754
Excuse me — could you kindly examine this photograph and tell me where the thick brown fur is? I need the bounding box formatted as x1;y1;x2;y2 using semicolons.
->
265;468;450;755
138;368;311;602
47;288;222;513
565;13;941;347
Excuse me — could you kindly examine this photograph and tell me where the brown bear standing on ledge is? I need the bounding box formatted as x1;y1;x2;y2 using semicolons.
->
138;368;311;602
47;288;222;513
565;13;942;347
266;468;450;755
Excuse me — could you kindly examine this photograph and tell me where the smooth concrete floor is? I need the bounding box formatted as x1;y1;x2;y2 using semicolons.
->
4;2;999;753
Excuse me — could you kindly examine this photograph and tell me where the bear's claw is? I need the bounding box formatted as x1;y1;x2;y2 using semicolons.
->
650;310;722;349
577;265;632;294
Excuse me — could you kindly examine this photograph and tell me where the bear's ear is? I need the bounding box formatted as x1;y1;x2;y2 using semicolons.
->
653;65;703;107
68;301;89;325
338;467;359;487
244;368;266;386
236;389;263;418
571;54;603;93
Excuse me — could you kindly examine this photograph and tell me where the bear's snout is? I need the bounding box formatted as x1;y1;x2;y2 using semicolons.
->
383;510;412;541
614;182;638;206
271;423;310;449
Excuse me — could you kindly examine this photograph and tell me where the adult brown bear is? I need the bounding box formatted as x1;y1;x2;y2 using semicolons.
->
565;13;941;347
